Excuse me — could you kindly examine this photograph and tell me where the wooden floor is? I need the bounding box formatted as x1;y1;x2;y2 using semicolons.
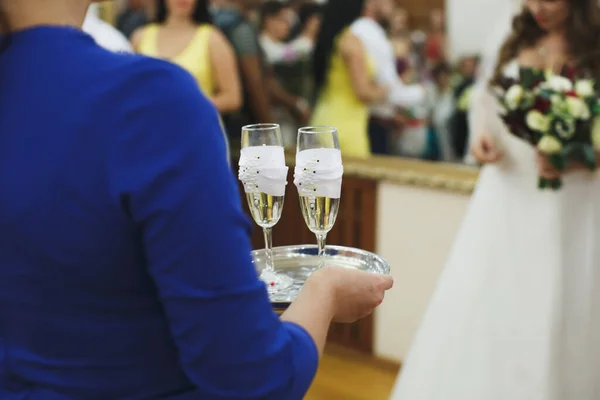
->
304;346;400;400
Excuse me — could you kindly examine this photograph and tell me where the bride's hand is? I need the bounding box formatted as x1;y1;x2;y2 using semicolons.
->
536;151;600;177
536;152;561;179
471;133;503;164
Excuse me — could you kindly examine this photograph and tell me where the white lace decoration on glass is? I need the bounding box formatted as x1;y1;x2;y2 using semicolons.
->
293;148;343;203
238;145;288;198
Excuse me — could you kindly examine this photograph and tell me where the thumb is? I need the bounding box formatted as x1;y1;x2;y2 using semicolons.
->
377;274;394;291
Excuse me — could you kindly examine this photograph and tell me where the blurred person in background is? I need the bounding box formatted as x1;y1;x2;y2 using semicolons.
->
286;2;323;100
213;0;273;145
260;1;317;66
388;6;412;76
0;0;394;399
311;0;389;158
83;2;133;52
132;0;242;116
285;0;308;39
259;0;317;146
210;0;227;11
292;1;323;101
425;62;455;161
448;55;480;160
424;8;446;68
350;0;427;156
116;0;149;38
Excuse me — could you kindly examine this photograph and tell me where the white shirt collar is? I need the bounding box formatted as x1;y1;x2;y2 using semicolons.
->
82;7;133;53
351;17;386;37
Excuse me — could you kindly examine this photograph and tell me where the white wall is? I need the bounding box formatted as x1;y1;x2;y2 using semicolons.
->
447;0;520;60
373;182;471;362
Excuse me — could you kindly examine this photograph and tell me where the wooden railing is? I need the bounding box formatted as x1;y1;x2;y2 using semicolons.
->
240;170;378;354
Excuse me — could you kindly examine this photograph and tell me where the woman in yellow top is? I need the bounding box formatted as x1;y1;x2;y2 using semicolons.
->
311;0;387;159
132;0;241;114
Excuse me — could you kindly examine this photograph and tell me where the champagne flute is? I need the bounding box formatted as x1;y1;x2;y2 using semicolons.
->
239;124;293;293
295;127;343;266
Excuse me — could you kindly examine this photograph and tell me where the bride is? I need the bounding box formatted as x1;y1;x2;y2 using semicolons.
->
391;1;600;399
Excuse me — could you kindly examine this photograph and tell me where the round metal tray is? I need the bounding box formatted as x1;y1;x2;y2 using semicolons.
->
251;245;390;311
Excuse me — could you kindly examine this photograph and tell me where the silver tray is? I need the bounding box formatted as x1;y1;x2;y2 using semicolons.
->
251;245;390;311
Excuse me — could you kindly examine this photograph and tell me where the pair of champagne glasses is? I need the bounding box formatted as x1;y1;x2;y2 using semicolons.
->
238;123;343;294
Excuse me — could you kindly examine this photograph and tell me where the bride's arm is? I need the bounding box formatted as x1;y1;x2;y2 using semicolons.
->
464;20;512;164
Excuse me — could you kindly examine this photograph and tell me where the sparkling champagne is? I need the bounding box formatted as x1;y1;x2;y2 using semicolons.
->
299;196;340;235
245;192;285;228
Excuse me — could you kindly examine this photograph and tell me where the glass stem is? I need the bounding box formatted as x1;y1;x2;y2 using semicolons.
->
263;227;274;272
316;233;327;258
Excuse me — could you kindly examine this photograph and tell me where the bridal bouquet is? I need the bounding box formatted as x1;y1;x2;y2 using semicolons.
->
495;67;600;190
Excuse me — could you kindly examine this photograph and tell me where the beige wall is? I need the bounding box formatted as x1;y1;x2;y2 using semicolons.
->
373;182;471;362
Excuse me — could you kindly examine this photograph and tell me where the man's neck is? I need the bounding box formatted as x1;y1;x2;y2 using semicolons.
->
220;1;246;15
262;29;278;41
360;12;383;27
361;10;376;21
164;15;195;28
3;0;90;31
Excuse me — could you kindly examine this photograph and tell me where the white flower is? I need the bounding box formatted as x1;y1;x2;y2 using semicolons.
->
550;94;563;105
592;117;600;151
554;118;576;139
537;135;563;154
575;79;595;97
566;96;591;120
526;110;551;132
505;85;524;110
547;75;573;92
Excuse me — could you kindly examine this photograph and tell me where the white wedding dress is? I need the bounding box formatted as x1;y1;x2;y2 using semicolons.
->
390;59;600;399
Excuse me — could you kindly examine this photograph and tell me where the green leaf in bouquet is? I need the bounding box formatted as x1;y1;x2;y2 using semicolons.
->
585;98;599;115
538;176;563;190
581;145;597;171
562;142;580;157
550;178;563;190
549;153;567;170
520;67;544;89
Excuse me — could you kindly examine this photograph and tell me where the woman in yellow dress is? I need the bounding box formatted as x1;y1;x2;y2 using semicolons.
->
132;0;241;114
311;0;388;158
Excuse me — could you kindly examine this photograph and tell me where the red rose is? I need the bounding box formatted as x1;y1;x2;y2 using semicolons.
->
534;97;551;113
566;90;578;97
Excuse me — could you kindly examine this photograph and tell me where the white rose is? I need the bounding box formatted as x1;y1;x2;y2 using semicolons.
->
526;110;551;132
550;94;563;105
537;135;563;154
575;79;595;97
547;75;573;92
505;85;524;110
592;117;600;150
554;117;576;139
566;96;591;120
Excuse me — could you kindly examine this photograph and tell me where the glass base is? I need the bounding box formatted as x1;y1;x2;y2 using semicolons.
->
260;269;294;294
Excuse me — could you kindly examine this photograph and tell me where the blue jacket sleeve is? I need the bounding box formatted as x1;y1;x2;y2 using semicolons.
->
109;62;318;399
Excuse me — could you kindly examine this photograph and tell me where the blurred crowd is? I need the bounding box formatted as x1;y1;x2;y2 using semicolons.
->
107;0;481;163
